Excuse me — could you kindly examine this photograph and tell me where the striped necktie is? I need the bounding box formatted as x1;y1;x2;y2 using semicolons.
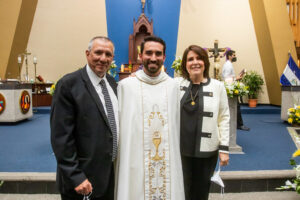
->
99;79;117;161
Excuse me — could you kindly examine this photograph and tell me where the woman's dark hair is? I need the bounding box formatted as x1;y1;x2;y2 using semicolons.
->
181;45;210;80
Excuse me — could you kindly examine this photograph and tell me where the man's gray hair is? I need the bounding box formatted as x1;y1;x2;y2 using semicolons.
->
87;36;115;52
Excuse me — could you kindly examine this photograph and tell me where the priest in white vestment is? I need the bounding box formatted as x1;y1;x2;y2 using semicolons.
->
116;36;185;200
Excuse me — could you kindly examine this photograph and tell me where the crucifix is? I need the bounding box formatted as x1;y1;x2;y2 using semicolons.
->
207;40;227;80
141;0;146;13
18;50;31;82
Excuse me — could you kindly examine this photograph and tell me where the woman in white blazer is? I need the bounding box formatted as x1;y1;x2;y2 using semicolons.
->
177;45;230;200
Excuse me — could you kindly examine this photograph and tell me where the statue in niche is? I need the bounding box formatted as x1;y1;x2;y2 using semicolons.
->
119;2;153;80
128;13;153;72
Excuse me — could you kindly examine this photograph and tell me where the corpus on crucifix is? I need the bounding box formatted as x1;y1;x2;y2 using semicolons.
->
141;0;146;13
18;50;32;82
207;40;227;80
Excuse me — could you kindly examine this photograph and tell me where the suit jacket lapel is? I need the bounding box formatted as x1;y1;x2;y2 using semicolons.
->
106;74;117;97
80;66;110;128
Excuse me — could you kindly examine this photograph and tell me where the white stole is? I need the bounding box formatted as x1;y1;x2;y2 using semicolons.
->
137;70;171;199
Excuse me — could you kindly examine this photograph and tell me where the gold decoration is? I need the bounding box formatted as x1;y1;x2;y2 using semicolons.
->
147;105;168;199
152;131;165;161
190;89;199;106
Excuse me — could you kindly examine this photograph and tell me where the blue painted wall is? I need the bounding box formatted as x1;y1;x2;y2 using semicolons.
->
105;0;181;80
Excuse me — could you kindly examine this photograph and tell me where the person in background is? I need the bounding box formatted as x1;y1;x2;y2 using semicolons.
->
51;36;118;200
176;45;230;200
222;49;250;131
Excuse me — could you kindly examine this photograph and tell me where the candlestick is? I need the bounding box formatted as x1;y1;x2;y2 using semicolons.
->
17;63;21;81
33;56;37;82
25;56;29;82
18;55;22;64
33;56;37;64
17;55;22;81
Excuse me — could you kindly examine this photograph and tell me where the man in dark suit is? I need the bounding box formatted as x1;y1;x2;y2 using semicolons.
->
50;36;118;200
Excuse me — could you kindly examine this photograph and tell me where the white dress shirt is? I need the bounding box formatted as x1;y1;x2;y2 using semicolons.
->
86;65;119;134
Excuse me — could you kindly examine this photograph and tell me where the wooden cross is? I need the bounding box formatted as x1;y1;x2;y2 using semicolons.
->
207;40;227;80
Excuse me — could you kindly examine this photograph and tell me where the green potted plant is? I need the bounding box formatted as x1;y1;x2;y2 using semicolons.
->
242;70;264;107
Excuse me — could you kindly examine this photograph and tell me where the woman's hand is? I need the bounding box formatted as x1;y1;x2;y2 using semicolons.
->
219;152;229;166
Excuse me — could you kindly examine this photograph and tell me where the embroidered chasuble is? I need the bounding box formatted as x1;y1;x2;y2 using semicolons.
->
116;70;185;200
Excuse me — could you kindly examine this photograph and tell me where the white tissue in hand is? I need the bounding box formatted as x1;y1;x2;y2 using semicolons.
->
211;169;224;188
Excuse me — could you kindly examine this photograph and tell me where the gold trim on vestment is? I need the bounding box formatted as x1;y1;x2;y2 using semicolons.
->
141;82;171;200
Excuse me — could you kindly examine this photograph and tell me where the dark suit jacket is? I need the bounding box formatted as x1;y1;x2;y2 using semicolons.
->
50;66;117;198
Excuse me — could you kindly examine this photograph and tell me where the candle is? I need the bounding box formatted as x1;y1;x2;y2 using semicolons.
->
121;64;124;72
137;46;141;54
18;56;22;64
33;56;37;64
161;65;165;72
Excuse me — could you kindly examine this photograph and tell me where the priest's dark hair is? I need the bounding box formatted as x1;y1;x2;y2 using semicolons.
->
225;49;235;60
140;36;166;55
181;45;210;80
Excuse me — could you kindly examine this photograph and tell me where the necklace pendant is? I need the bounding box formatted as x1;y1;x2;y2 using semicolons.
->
191;101;195;106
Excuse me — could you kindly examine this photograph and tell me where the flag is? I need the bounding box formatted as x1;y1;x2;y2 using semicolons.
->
280;55;300;86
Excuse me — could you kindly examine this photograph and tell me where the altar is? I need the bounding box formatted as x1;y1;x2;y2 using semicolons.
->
281;86;300;121
0;81;33;122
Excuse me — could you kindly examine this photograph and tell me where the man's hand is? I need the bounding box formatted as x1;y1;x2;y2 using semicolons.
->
219;152;229;166
75;179;93;195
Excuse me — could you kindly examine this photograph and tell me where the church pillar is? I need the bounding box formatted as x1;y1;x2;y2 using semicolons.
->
0;0;38;79
249;0;297;105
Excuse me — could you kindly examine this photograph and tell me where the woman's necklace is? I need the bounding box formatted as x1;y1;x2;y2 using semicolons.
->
190;89;199;106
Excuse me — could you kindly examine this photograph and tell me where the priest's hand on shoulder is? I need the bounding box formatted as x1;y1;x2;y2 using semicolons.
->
219;152;229;166
75;179;93;195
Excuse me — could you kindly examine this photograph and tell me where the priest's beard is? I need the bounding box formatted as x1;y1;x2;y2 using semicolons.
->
143;60;163;76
